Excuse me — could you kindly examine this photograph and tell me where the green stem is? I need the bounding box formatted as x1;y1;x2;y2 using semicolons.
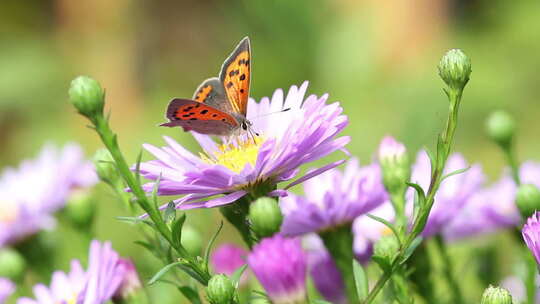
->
362;88;464;304
390;193;407;237
219;197;254;248
505;142;521;185
434;235;464;304
319;225;359;304
92;115;210;284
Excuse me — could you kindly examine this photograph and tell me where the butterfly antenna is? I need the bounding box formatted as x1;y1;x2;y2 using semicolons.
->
251;107;291;121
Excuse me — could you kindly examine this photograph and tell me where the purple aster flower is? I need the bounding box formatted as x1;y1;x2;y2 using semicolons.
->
0;143;97;247
0;278;15;303
137;82;349;210
443;174;520;241
303;234;346;304
410;150;484;237
211;243;248;286
247;235;307;304
113;259;142;301
523;212;540;266
280;158;387;236
17;240;127;304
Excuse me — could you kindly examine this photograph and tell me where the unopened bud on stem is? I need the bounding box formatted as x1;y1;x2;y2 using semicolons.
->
438;49;472;91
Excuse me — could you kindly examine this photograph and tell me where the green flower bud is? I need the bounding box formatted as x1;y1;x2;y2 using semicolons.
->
181;225;203;256
486;111;516;148
248;197;283;238
438;49;472;91
206;274;236;304
0;248;26;280
69;76;105;119
64;190;96;230
516;184;540;218
481;285;513;304
378;136;411;196
93;149;118;184
373;235;400;260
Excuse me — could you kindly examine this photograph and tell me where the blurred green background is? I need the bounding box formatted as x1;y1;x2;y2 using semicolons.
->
1;0;540;302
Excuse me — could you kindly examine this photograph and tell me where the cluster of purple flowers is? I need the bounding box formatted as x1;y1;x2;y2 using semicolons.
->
17;240;140;304
135;82;540;303
0;144;97;248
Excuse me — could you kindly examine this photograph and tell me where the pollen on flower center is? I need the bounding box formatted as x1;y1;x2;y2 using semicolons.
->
0;201;18;224
200;137;264;173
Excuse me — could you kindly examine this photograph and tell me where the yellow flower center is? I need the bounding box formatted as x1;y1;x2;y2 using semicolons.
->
200;137;264;173
0;200;18;224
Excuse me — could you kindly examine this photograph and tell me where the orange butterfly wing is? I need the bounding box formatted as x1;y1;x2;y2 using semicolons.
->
219;37;251;117
160;99;238;136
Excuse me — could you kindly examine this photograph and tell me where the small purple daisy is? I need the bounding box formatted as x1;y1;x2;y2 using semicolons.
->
17;240;128;304
280;158;387;236
247;235;307;304
137;82;349;210
523;212;540;266
211;243;249;286
0;143;97;247
0;278;14;303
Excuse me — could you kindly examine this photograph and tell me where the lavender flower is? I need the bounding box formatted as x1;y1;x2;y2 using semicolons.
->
137;82;349;210
523;212;540;266
0;144;97;247
443;175;520;241
0;278;14;303
211;244;248;285
113;259;142;301
247;235;307;304
17;240;128;304
280;158;387;236
303;234;346;304
410;150;484;237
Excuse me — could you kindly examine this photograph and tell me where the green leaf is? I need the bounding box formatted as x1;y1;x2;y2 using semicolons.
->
116;216;154;228
366;214;402;247
353;260;369;301
400;236;423;264
230;264;248;288
148;261;183;285
441;166;470;181
171;213;187;249
310;300;333;304
406;182;426;216
133;240;159;257
134;149;144;186
178;286;202;304
177;264;208;285
425;146;437;176
372;255;392;273
204;222;224;272
151;173;163;209
164;201;176;224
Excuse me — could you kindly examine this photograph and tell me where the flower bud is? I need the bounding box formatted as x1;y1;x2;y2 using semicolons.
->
249;197;283;238
206;274;236;304
378;136;410;196
516;184;540;219
486;111;516;148
64;190;96;230
93;149;118;184
373;235;399;260
438;49;472;91
481;285;513;304
69;76;105;119
182;225;203;256
0;248;26;280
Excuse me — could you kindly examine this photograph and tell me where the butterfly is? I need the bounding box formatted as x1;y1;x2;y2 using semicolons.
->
161;37;253;137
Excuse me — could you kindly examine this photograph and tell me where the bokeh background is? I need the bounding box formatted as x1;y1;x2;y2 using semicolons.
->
1;0;540;302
